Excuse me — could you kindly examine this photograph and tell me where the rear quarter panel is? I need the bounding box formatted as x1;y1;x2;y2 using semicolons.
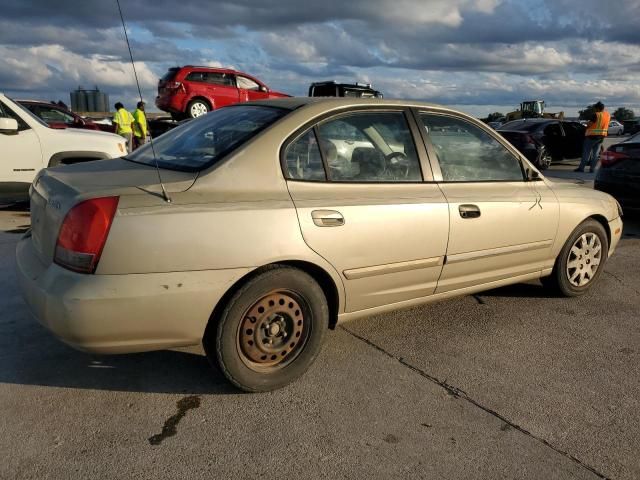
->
97;120;346;310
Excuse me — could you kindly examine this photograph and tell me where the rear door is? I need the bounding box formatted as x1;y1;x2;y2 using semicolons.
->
203;71;239;107
417;111;559;293
0;99;43;202
284;108;449;313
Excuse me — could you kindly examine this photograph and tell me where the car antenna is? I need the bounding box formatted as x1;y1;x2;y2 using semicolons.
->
115;0;171;203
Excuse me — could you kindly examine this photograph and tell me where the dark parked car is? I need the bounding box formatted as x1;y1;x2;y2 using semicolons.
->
623;118;640;136
155;66;289;119
308;81;383;98
595;133;640;212
17;100;112;132
498;119;585;169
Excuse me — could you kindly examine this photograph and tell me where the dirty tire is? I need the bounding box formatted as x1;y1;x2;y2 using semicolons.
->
543;219;608;297
207;266;328;392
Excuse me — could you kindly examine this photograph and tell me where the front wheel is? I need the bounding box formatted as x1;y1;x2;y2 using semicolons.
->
542;219;608;296
206;267;329;392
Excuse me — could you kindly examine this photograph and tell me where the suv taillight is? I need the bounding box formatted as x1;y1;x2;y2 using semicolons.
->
54;197;119;274
166;81;182;90
600;150;628;167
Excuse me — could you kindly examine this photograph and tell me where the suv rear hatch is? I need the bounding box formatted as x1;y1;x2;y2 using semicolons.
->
158;67;182;95
29;158;195;266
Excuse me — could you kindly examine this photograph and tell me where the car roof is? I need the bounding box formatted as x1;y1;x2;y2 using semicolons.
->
243;96;445;111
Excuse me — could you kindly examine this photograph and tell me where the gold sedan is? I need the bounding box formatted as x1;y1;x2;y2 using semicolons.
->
16;98;623;392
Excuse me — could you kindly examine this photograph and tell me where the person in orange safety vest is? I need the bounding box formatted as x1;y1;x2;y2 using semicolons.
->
575;101;611;173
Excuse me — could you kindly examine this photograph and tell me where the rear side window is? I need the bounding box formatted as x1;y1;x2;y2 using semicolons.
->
283;111;422;183
421;114;523;182
205;72;234;86
124;105;288;172
284;130;326;181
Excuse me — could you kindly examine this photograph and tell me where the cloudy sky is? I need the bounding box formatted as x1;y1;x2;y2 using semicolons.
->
1;0;639;117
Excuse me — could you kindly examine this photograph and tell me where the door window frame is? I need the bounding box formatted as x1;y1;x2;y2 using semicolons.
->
280;106;434;184
412;108;527;183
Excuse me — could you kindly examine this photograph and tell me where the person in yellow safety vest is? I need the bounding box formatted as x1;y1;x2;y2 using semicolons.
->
132;101;148;151
575;101;611;173
112;102;135;153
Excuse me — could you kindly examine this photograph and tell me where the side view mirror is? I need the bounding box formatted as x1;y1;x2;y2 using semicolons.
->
527;169;542;181
260;85;268;93
0;117;18;134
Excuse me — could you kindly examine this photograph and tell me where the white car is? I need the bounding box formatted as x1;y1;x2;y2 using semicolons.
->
0;94;126;203
608;120;624;136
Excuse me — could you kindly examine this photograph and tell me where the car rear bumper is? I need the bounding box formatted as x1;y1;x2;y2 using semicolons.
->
595;180;640;210
16;234;250;354
155;93;188;114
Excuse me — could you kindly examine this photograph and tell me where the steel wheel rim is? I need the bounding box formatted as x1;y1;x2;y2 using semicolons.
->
190;102;208;117
566;232;602;287
237;290;310;372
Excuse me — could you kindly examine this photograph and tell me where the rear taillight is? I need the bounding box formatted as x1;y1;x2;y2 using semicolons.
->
524;134;536;146
600;150;628;167
54;197;119;274
166;81;182;90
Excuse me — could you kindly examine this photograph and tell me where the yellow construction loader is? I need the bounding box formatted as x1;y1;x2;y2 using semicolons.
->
505;100;564;122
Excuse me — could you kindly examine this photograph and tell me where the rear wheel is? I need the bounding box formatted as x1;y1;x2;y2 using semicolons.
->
187;99;210;118
205;267;329;392
542;219;608;296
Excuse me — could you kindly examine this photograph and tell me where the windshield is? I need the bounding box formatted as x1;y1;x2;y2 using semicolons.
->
9;99;50;128
124;105;288;172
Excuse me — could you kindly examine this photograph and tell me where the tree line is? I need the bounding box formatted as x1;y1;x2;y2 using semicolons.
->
482;105;635;123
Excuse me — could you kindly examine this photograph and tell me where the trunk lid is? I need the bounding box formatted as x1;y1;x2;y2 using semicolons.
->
29;158;196;265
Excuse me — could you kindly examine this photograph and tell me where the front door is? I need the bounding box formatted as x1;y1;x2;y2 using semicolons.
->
0;99;43;202
284;109;449;312
236;76;269;103
418;111;559;293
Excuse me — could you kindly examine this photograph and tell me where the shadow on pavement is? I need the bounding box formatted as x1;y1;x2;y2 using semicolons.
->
480;281;558;299
0;323;238;395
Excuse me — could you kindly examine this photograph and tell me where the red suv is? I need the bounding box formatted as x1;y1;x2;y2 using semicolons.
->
155;66;289;119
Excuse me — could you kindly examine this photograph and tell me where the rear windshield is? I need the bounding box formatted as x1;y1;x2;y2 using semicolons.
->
499;121;542;132
123;105;288;172
161;68;180;82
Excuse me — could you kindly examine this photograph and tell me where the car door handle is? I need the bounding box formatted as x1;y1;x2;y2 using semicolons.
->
311;210;345;227
459;204;481;219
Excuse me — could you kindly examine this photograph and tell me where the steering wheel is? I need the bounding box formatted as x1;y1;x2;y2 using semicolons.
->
385;151;410;179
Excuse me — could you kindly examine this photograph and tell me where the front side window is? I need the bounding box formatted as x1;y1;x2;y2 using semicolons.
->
236;76;261;91
0;100;32;131
124;105;288;172
421;114;523;182
316;112;422;182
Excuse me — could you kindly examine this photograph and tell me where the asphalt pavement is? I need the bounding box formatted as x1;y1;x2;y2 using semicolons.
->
0;159;638;479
